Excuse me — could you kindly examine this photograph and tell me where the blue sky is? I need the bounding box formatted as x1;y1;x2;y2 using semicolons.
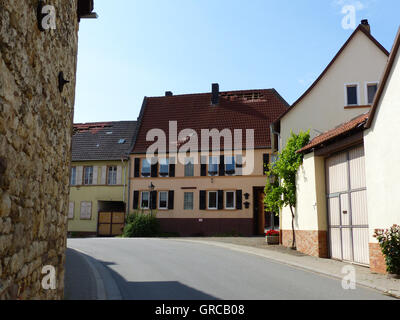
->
74;0;400;123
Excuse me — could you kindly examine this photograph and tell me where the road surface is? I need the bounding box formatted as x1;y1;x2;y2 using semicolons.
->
66;238;394;300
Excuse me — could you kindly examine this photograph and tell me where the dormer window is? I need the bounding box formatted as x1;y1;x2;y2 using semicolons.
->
345;84;359;106
366;83;378;104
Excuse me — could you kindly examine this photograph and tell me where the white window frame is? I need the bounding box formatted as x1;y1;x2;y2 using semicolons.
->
344;83;360;106
141;191;150;209
225;191;236;210
184;192;194;210
84;166;94;185
141;159;151;177
107;166;118;185
158;191;168;210
365;81;379;105
159;158;169;177
208;191;218;210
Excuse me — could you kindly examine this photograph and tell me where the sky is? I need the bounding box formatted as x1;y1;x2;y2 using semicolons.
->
74;0;400;123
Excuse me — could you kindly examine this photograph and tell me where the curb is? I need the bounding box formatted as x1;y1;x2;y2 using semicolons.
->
70;248;122;300
174;239;400;299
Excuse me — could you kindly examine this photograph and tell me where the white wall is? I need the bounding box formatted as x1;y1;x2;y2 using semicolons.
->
281;30;388;147
364;46;400;242
281;153;327;231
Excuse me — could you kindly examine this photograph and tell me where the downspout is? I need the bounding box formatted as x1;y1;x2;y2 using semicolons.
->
121;157;126;212
126;157;131;216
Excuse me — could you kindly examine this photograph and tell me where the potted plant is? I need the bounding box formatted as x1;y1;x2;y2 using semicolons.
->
265;230;280;245
374;225;400;278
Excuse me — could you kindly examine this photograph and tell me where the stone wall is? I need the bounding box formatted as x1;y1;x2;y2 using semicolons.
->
0;1;79;299
282;230;328;258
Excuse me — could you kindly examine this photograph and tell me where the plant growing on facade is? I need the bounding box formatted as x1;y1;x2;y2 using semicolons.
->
374;225;400;275
264;131;310;249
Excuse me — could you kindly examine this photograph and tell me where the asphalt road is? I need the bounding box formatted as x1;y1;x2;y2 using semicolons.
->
66;238;394;300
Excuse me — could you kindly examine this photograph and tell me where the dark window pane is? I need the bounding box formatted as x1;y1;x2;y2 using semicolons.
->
367;84;378;104
226;192;235;209
347;86;358;105
208;192;217;209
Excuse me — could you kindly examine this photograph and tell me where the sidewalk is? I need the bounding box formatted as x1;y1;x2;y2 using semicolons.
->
173;237;400;299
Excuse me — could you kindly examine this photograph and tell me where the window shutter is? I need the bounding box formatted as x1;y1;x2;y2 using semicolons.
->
93;166;98;185
218;190;224;210
133;191;139;210
200;191;206;210
235;155;243;176
151;158;158;178
134;158;140;178
68;202;75;219
219;155;225;176
263;154;270;176
236;190;243;210
169;159;176;177
101;166;107;184
168;191;174;210
200;156;207;177
151;191;157;210
116;166;122;185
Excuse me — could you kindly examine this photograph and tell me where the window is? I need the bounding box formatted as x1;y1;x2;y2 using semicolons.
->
159;159;169;177
208;191;218;210
141;159;151;177
184;192;194;210
107;166;117;185
225;156;235;175
367;83;378;104
184;158;194;177
225;191;235;209
80;201;92;220
70;167;77;186
208;156;218;176
159;191;168;210
84;166;93;185
346;84;359;105
141;191;150;209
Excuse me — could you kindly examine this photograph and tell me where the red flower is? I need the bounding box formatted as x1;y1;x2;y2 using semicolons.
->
265;230;280;236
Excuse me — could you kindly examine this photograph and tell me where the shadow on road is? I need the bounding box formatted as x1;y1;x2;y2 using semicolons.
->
65;248;218;300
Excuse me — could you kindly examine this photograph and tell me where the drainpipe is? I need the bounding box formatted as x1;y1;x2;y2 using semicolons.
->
121;157;127;214
126;157;131;216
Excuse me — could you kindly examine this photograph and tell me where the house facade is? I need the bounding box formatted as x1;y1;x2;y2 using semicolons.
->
271;21;389;257
68;121;136;237
287;26;400;274
129;85;288;236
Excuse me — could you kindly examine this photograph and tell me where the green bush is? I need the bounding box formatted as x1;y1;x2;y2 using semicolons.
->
374;225;400;275
123;213;160;238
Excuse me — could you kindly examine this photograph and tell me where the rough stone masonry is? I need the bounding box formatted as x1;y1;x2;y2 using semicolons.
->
0;1;80;299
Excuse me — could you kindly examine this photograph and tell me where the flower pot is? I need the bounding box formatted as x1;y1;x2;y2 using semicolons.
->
266;235;279;245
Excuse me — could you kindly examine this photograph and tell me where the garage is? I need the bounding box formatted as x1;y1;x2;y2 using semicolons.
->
325;145;370;265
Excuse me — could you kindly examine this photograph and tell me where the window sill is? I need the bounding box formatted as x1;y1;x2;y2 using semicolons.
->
344;105;371;109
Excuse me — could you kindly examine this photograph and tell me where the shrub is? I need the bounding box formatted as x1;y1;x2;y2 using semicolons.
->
374;225;400;275
123;213;160;238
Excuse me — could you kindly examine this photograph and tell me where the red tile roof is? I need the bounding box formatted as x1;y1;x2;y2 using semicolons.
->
132;89;289;153
297;113;369;154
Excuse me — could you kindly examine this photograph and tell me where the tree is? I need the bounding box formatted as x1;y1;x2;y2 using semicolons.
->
264;131;310;249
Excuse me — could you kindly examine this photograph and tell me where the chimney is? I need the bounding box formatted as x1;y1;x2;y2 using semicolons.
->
165;91;173;97
361;19;371;34
211;83;219;105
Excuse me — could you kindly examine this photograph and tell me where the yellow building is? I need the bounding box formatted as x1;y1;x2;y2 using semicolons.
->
68;121;137;237
129;85;288;236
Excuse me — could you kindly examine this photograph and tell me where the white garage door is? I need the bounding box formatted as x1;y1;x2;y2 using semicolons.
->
326;145;369;265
